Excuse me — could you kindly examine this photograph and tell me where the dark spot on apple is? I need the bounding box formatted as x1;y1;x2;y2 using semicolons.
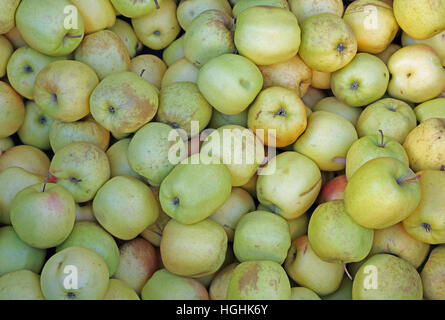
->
239;79;250;89
153;30;161;36
388;107;396;112
422;223;432;233
337;43;346;52
51;93;58;104
170;122;179;129
108;106;115;114
23;65;33;74
406;73;412;78
172;197;180;206
274;107;287;117
351;82;359;90
68;176;82;185
67;292;76;299
38;115;47;125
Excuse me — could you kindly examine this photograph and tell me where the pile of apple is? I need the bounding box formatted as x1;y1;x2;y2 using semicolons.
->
1;0;445;301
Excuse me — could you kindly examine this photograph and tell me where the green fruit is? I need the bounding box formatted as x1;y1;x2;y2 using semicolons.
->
290;287;321;300
0;270;44;300
103;279;140;300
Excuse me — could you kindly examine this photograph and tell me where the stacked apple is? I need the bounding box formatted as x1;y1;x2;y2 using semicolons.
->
0;0;445;301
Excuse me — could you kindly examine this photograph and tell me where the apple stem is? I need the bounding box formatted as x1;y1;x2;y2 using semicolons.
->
42;172;50;193
378;129;385;147
140;69;145;77
343;262;353;281
396;174;421;184
154;0;160;9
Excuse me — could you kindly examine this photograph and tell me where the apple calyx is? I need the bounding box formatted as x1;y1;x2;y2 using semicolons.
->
38;115;47;125
108;106;115;114
140;69;146;77
422;223;432;233
350;82;359;90
274;107;287;117
378;129;385;148
50;93;58;104
23;65;33;74
396;174;421;185
337;43;346;53
67;292;76;299
68;176;82;185
172;197;180;206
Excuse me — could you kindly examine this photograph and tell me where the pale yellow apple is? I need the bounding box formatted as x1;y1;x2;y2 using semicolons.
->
177;0;232;30
162;35;184;66
4;27;26;49
289;0;344;23
0;81;25;139
161;57;199;88
0;0;20;34
130;54;167;90
71;0;116;34
302;87;328;109
414;98;445;122
402;31;445;66
0;36;13;78
375;43;401;64
311;70;331;90
107;18;143;58
0;145;50;176
313;97;362;126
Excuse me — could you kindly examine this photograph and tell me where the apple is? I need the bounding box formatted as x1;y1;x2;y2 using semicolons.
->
288;0;344;23
4;26;26;49
162;35;184;66
402;31;445;66
74;202;96;222
0;0;20;34
177;0;233;30
40;246;109;300
0;36;13;78
161;57;199;87
90;71;159;135
344;157;421;229
0;81;25;139
318;175;347;203
288;213;309;241
33;60;99;122
129;54;167;90
414;98;445;122
313;97;362;126
208;263;238;300
234;6;300;66
375;43;401;64
108;18;143;58
70;0;116;34
111;0;163;18
356;98;417;144
323;276;353;300
93;176;159;240
298;13;357;73
301;86;327;109
208;109;248;129
0;270;44;300
160;218;228;278
113;238;159;294
331;53;389;107
56;221;120;276
232;0;289;17
103;279;140;300
15;0;84;56
421;246;445;300
291;287;321;300
0;145;50;176
0;137;14;155
10;183;76;249
311;70;331;90
106;138;143;180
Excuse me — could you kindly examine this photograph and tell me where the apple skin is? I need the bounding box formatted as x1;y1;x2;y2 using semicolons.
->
233;0;288;18
209;263;238;300
70;0;116;34
208;109;248;129
106;138;143;180
288;0;344;23
302;86;327;109
111;0;164;18
130;54;167;90
15;0;85;56
311;70;331;90
0;81;25;139
0;137;14;155
414;98;445;122
93;176;159;240
375;43;401;64
234;6;300;66
40;246;109;300
0;270;44;300
162;35;184;66
33;60;99;123
291;287;321;300
103;279;140;300
0;36;13;78
421;246;445;300
108;19;143;58
402;31;445;67
0;0;20;34
344;157;421;229
331;53;389;107
318;175;348;204
177;0;233;30
323;276;353;300
161;57;199;87
0;145;50;176
313;97;362;126
10;183;76;249
74;202;96;222
4;26;26;49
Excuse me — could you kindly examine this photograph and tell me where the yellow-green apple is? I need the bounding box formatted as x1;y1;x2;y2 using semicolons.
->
248;87;307;147
93;176;159;240
356;98;417;143
291;287;321;300
227;260;291;300
49;142;110;202
33;60;99;122
293;111;358;171
208;109;248;129
111;0;163;18
0;145;50;176
343;0;399;54
141;268;209;300
162;35;184;66
402;31;445;66
209;263;238;300
298;13;357;73
313;97;362;125
0;226;46;276
4;27;26;49
15;0;84;56
0;270;44;300
289;0;344;23
71;0;116;34
113;238;159;294
256;151;321;219
156;82;212;138
17;101;53;151
331;53;389;107
177;0;233;30
56;221;120;276
240;172;257;198
74;202;95;222
10;183;75;249
183;10;235;68
308;200;374;263
0;137;13;155
323;276;353;300
393;0;445;40
103;279;140;300
161;57;199;87
232;0;289;17
160;218;228;278
197;54;263;115
375;43;401;64
234;6;300;66
132;0;180;50
302;86;328;109
233;210;291;264
285;236;344;296
40;246;109;300
344;157;421;229
106;138;142;180
403;118;445;171
311;70;331;90
129;54;167;90
90;71;158;134
0;36;12;78
108;18;143;58
0;81;24;139
352;254;423;300
421;246;445;300
388;45;445;103
414;98;445;122
288;213;309;241
0;0;20;34
345;132;409;180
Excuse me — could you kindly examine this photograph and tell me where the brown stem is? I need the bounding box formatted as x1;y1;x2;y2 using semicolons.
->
343;262;353;281
397;174;421;184
378;129;385;147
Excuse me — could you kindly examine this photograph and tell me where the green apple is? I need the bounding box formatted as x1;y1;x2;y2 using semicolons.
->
0;81;25;139
331;53;389;107
388;44;445;103
90;71;159;135
17;101;54;150
284;236;344;296
141;268;209;300
129;54;167;90
0;35;13;78
0;145;50;176
293;111;358;171
103;279;140;300
33;60;99;122
161;57;199;87
0;137;14;155
257;151;321;220
308;200;374;263
15;0;84;56
93;176;159;240
402;31;445;66
233;0;288;17
113;238;160;294
197;54;263;115
49;142;110;203
40;246;109;300
344;157;421;229
183;10;235;68
209;263;238;300
111;0;164;18
74;30;130;80
322;276;353;300
234;6;300;66
393;0;445;40
0;0;20;34
10;183;76;249
162;35;184;66
233;210;291;264
160;218;228;278
298;13;357;73
352;254;423;300
71;0;116;34
208;109;248;129
414;98;445;122
289;0;344;23
177;0;233;30
313;97;362;125
291;287;321;300
227;260;291;300
0;226;46;276
0;270;44;300
346;133;410;180
108;18;143;58
106;138;143;180
56;221;120;276
375;43;401;64
288;213;309;241
421;246;445;300
403;118;445;171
